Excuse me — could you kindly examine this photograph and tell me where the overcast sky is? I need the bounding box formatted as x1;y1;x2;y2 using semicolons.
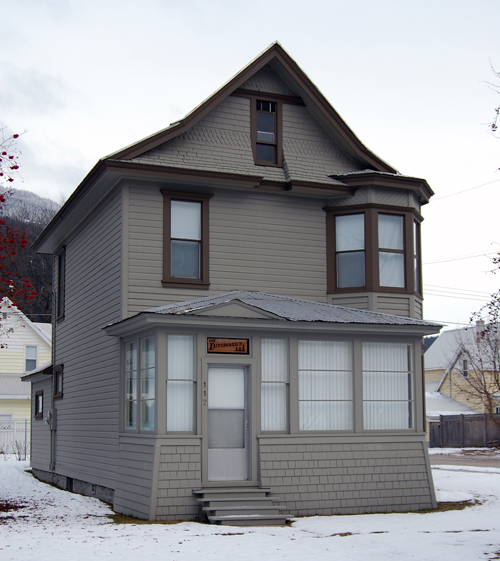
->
1;0;499;329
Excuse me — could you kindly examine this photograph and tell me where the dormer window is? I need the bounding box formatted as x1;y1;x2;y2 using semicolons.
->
252;99;282;167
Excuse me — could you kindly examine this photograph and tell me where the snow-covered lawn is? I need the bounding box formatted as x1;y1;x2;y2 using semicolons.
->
1;456;500;561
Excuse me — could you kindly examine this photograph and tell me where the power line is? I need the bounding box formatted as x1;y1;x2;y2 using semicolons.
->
431;178;500;201
424;249;498;265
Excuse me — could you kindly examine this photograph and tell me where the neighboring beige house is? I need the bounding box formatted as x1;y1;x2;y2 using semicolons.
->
0;297;51;423
424;323;500;415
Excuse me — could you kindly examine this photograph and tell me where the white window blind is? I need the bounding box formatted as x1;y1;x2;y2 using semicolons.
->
167;335;195;431
261;339;288;431
298;340;353;430
362;342;413;430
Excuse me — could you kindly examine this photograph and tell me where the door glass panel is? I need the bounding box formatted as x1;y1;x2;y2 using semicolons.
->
208;368;244;409
208;410;244;448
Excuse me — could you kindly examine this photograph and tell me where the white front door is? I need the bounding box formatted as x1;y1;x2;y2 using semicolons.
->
207;366;248;481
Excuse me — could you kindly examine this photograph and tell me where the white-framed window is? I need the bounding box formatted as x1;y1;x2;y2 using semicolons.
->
298;340;353;431
124;336;155;431
25;346;37;371
167;335;196;432
362;342;413;430
261;338;288;431
495;405;500;415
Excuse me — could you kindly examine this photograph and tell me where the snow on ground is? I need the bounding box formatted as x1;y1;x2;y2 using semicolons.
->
1;456;500;561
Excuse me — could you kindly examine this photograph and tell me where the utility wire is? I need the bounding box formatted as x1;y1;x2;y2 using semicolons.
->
431;178;500;201
424;249;498;265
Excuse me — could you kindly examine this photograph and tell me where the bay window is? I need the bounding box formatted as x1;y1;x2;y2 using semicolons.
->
326;206;422;295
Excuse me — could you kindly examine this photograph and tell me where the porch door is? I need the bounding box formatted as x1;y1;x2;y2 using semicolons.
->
207;366;248;481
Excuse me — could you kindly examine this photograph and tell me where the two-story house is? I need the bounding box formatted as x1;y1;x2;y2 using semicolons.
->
26;43;440;525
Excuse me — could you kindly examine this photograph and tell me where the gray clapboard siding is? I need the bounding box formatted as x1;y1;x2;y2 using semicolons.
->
127;187;329;315
53;187;122;489
259;436;435;515
30;378;52;472
114;439;156;518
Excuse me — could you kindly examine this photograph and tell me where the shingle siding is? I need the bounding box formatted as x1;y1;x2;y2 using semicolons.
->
259;436;435;515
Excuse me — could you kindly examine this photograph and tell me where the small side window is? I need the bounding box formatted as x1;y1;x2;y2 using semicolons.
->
35;391;43;419
462;359;469;379
54;365;64;398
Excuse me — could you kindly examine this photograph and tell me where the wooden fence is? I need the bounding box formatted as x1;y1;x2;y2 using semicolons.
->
430;414;500;448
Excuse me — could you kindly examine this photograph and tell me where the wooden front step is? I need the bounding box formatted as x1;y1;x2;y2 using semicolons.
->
193;487;290;526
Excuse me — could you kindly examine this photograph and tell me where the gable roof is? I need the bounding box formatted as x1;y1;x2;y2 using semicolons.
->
34;42;433;254
107;42;396;173
0;297;52;347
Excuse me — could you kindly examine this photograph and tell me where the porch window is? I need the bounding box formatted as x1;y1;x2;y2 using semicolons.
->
125;336;155;431
167;335;195;432
261;338;288;431
298;340;353;430
362;342;413;429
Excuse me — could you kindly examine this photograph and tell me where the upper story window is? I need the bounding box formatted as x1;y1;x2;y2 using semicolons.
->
25;345;37;371
162;191;212;289
326;206;422;296
335;214;365;288
378;214;404;288
252;99;282;167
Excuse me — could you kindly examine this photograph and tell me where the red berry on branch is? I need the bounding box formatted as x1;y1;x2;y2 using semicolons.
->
13;134;19;138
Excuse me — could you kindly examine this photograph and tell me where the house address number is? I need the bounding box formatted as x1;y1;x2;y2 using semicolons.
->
207;338;249;354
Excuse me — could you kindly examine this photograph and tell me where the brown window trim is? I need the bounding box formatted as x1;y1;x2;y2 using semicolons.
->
56;247;65;322
162;191;212;288
325;204;422;296
251;97;283;168
34;391;43;419
53;364;64;399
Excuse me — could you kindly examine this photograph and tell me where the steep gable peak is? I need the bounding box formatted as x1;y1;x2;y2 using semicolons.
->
107;42;396;173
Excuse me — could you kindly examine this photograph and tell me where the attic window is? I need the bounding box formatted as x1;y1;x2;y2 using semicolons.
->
252;99;282;167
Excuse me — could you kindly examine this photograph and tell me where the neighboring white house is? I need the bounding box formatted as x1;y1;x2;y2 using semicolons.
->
0;297;52;424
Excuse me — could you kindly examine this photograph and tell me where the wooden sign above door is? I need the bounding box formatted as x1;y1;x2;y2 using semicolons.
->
207;338;249;354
